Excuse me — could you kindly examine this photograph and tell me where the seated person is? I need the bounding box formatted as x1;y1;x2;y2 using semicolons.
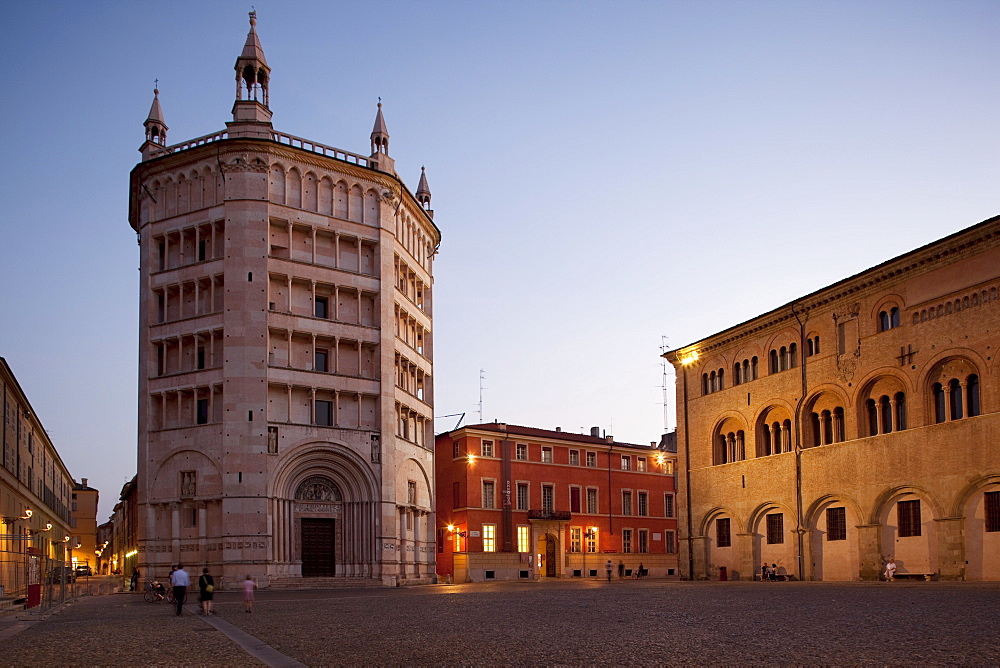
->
151;580;166;598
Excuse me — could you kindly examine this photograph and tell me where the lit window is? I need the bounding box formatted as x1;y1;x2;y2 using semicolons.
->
482;524;496;552
517;526;530;553
570;527;581;553
637;457;647;472
586;527;598;553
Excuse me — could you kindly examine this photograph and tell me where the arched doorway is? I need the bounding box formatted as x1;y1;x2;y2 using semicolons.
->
295;476;341;577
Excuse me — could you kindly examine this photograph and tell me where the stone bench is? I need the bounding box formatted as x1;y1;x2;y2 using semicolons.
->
893;572;935;581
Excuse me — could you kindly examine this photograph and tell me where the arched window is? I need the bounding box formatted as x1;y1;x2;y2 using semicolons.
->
702;374;709;396
890;307;900;328
933;383;946;423
734;363;742;386
717;435;728;464
718;368;725;390
769;350;779;374
878;311;890;332
751;356;759;379
789;343;797;368
810;412;821;447
779;347;788;371
894;392;907;431
879;395;892;434
866;399;878;436
761;427;772;456
967;374;980;417
949;378;964;420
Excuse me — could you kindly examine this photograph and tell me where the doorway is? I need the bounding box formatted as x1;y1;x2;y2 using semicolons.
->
545;534;557;577
301;518;336;577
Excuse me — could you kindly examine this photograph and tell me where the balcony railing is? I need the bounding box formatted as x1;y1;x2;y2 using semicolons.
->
527;510;571;521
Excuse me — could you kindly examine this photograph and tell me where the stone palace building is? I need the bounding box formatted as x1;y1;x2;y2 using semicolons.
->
665;215;1000;581
129;13;440;586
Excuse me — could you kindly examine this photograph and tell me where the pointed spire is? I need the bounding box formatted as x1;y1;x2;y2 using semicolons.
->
370;100;389;156
231;10;273;128
141;87;168;158
416;166;432;209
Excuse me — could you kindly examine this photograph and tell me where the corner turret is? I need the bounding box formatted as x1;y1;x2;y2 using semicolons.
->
416;167;433;218
369;101;395;174
140;87;168;160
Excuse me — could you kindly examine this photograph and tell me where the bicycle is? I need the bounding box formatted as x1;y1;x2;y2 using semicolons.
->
143;582;175;604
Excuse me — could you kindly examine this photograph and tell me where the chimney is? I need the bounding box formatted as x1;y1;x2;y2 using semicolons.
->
555;427;561;432
605;436;614;442
590;426;601;437
82;478;88;487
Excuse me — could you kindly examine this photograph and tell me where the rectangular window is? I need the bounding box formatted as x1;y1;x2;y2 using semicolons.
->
586;527;598;553
198;239;209;262
315;296;329;319
621;455;631;470
638;492;648;517
196;398;209;425
515;443;527;460
453;441;460;458
622;491;633;516
826;507;847;541
716;518;731;547
637;529;648;553
637;457;647;472
586;489;598;514
664;494;675;518
541;447;553;463
197;346;206;370
570;487;581;513
586;451;597;467
986;491;1000;533
481;440;494;457
897;499;922;537
766;513;784;544
665;530;676;554
482;524;496;552
482;481;495;509
517;526;529;553
570;527;581;553
542;485;554;512
622;528;632;554
314;349;329;372
185;506;197;528
569;450;580;466
516;483;528;511
315;400;333;426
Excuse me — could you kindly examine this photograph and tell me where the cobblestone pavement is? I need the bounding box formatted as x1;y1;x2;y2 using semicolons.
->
3;579;999;666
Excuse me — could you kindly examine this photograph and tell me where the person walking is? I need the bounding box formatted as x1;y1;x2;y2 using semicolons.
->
198;568;215;615
617;560;625;579
885;558;897;582
169;564;190;616
130;568;140;592
605;559;613;582
761;563;768;582
243;574;257;612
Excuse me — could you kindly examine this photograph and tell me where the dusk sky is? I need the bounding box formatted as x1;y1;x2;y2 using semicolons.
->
2;0;999;519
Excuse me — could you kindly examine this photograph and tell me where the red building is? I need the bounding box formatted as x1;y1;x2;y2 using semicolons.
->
435;423;679;582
